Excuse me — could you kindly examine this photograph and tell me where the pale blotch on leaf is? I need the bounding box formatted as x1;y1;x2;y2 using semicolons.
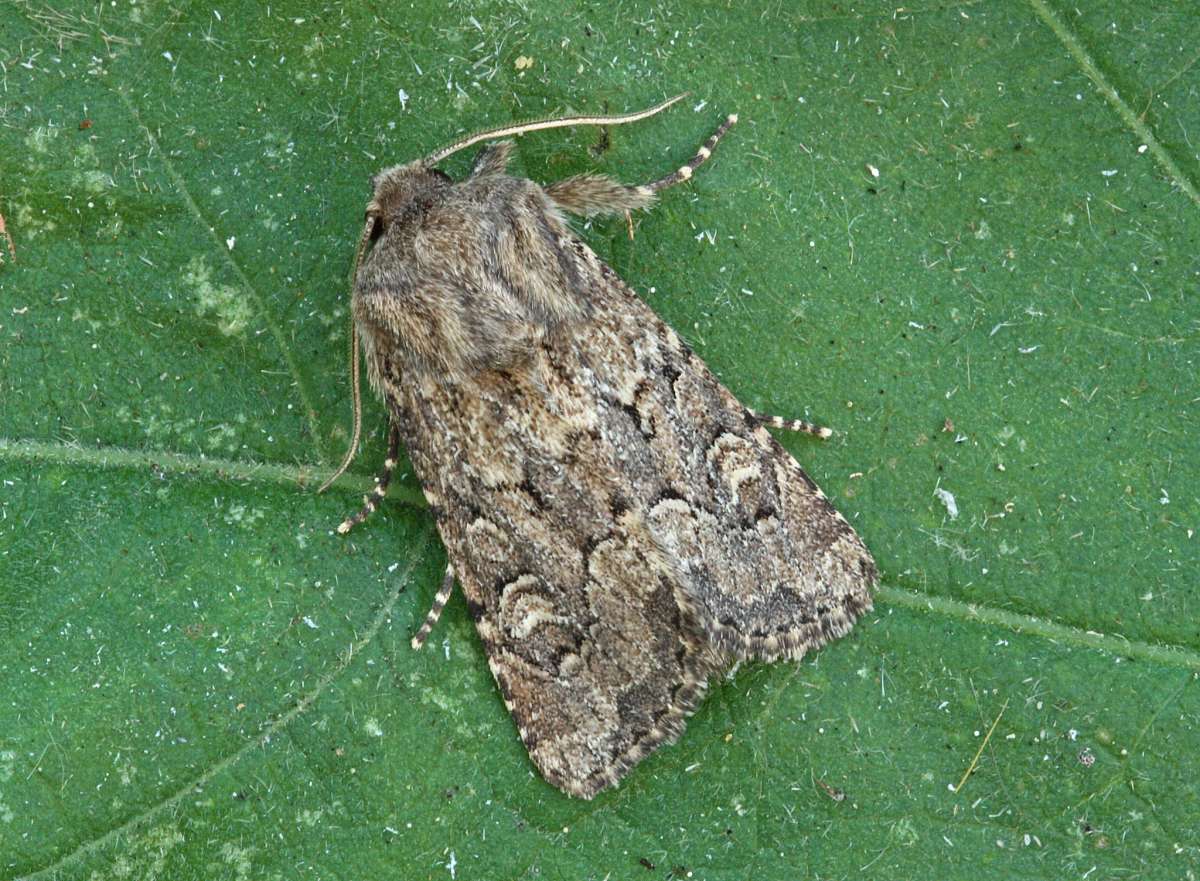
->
24;125;56;155
114;823;186;880
423;690;459;713
302;33;327;57
71;142;114;194
261;131;295;160
223;503;265;527
889;817;920;846
204;421;239;453
141;401;198;445
13;201;58;237
220;841;256;881
119;761;138;785
184;256;253;336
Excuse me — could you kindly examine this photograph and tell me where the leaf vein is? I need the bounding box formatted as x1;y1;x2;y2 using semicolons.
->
13;535;432;881
112;85;331;463
1027;0;1200;207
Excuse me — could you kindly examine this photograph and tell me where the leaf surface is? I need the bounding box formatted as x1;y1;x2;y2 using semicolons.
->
2;2;1197;879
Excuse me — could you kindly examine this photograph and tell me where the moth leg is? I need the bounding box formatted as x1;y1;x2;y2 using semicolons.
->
335;422;402;534
543;112;739;218
411;564;455;650
543;173;656;218
642;112;738;194
747;408;833;439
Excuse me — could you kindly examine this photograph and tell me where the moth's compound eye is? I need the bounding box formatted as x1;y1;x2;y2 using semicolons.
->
363;207;384;243
431;168;452;184
368;215;385;242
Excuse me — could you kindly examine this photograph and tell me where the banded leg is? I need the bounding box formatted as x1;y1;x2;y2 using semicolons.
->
748;408;832;439
544;113;739;218
411;565;455;650
643;112;738;193
336;422;401;534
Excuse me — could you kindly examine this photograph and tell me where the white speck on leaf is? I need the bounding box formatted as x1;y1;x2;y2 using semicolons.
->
934;487;959;520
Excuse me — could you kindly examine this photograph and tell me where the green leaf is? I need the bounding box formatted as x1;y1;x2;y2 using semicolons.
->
2;1;1197;879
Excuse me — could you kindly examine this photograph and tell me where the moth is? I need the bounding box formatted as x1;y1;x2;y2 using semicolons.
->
323;94;876;798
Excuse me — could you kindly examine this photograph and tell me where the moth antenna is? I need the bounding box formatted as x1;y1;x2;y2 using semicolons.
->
318;215;376;493
424;92;689;166
316;324;361;493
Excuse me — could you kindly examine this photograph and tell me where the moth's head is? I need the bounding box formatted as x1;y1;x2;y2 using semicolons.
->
364;160;452;236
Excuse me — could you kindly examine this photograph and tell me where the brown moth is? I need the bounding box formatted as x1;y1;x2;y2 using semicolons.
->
323;95;876;798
